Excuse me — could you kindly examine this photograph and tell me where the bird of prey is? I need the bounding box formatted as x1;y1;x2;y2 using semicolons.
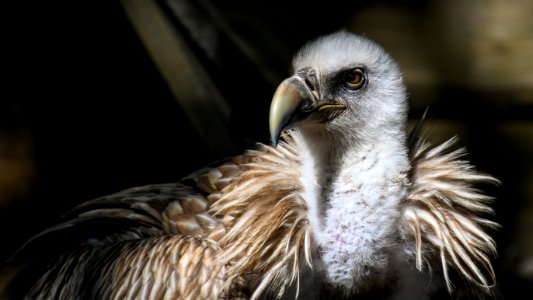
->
1;31;498;299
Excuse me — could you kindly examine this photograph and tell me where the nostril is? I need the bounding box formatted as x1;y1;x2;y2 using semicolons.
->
305;77;316;91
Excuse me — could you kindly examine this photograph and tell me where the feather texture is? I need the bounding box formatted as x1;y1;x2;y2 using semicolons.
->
1;31;500;299
1;181;248;299
0;132;498;299
402;136;499;295
210;135;311;299
25;236;227;300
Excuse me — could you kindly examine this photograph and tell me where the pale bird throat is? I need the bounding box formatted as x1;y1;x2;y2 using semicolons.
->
269;71;410;291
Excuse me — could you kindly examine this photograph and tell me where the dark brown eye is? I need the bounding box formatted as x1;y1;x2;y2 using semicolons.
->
344;68;365;89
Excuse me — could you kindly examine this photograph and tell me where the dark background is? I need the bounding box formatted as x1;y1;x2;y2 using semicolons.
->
1;0;532;298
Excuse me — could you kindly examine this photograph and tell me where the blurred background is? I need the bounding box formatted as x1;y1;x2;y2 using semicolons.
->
1;0;532;298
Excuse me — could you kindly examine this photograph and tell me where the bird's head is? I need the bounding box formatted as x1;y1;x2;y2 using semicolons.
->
270;31;408;148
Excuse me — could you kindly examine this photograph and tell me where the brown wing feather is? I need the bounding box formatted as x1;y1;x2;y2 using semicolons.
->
3;135;306;299
24;236;233;300
1;161;248;299
402;136;499;296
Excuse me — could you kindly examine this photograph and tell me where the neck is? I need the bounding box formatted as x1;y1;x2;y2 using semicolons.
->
293;126;410;291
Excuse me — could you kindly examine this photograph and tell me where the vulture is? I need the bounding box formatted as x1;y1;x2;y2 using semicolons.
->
1;31;499;299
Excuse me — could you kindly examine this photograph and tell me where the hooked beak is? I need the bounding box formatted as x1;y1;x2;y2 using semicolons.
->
269;74;346;146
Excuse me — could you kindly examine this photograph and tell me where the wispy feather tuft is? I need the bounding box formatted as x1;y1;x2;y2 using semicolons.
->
210;134;311;299
403;136;499;296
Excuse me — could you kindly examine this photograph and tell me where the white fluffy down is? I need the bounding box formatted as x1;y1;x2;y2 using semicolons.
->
290;31;412;292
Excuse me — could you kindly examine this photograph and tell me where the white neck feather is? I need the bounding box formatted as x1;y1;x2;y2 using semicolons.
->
293;128;410;292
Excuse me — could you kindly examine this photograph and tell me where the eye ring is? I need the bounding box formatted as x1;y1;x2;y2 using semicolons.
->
343;68;366;89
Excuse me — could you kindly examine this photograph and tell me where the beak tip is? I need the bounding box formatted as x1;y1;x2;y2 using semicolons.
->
269;75;308;148
270;131;280;147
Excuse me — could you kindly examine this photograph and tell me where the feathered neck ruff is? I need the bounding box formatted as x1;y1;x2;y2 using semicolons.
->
210;134;312;299
209;133;499;299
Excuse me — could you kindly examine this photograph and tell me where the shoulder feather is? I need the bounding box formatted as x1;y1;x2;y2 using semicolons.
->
402;136;499;296
211;134;312;299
